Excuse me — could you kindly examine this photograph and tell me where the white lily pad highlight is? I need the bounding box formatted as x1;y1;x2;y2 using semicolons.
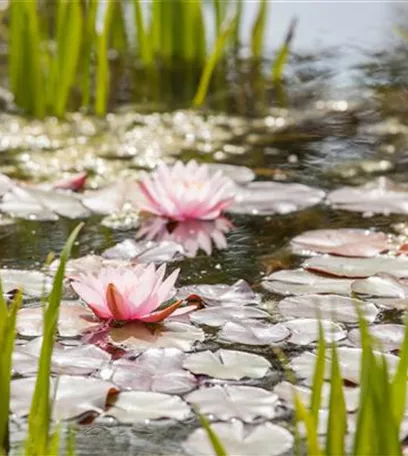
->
109;321;205;352
106;391;191;423
219;321;289;346
108;348;196;394
183;421;294;456
304;255;408;278
263;269;353;296
283;319;346;345
228;181;325;216
190;306;269;327
183;349;270;380
278;294;378;323
290;228;390;257
185;385;278;422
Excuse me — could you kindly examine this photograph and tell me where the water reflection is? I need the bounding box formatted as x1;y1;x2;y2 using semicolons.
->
136;217;233;258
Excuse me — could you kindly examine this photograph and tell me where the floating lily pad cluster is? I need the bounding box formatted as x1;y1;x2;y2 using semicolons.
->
9;157;408;456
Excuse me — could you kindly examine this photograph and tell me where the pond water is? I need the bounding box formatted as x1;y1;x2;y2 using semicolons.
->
6;2;408;455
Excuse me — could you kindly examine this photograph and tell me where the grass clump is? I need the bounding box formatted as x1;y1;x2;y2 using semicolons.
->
0;224;82;455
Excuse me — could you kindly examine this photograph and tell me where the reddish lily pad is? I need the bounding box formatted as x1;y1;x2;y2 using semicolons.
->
290;228;390;257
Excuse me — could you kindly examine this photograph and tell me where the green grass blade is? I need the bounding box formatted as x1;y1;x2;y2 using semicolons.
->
325;344;346;455
133;0;153;66
196;412;227;456
95;0;114;116
47;424;61;456
310;321;326;426
24;1;46;117
26;223;83;455
272;17;297;84
0;290;22;455
251;0;267;59
54;0;83;116
193;14;237;107
79;0;97;109
66;426;76;456
391;316;408;425
213;0;224;36
294;394;322;456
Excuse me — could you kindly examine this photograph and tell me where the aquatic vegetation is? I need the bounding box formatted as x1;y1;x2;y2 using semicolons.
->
7;0;289;117
70;264;181;323
137;160;235;221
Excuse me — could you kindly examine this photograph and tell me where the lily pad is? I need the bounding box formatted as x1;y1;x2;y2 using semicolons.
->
262;269;353;296
207;163;255;184
189;306;269;327
291;348;399;385
13;338;110;376
1;186;90;220
107;348;196;394
178;280;260;306
183;421;294;456
11;376;117;420
17;302;99;338
185;385;278;422
105;391;191;423
351;274;408;298
109;321;205;352
0;269;53;297
282;319;347;345
348;324;405;352
304;255;408;278
182;349;271;380
290;229;390;257
218;320;289;346
228;181;325;216
278;294;378;323
274;381;360;412
327;177;408;216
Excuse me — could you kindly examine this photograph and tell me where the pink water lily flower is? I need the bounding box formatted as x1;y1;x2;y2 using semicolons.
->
70;264;181;323
137;160;235;221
